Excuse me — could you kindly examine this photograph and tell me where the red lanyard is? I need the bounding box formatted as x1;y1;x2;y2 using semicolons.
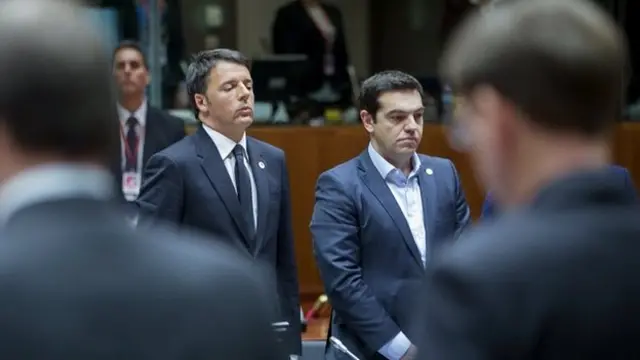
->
120;123;142;166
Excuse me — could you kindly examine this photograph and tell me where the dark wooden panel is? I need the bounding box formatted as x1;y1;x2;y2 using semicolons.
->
184;124;640;301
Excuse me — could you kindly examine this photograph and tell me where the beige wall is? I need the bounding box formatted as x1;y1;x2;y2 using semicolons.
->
236;0;371;76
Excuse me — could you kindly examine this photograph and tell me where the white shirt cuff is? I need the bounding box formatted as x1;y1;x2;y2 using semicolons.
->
378;331;411;360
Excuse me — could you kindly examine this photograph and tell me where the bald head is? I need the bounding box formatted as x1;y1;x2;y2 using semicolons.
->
0;0;117;162
441;0;627;136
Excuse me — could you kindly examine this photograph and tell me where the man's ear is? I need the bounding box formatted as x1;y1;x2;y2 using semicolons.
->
194;94;209;114
361;110;375;134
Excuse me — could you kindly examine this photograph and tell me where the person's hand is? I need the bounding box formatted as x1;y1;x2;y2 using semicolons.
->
400;344;418;360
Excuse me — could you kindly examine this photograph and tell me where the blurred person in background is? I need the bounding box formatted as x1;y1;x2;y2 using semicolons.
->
0;1;282;359
311;70;470;360
135;0;186;109
136;48;302;358
97;0;185;108
272;0;353;110
112;40;185;203
419;0;640;359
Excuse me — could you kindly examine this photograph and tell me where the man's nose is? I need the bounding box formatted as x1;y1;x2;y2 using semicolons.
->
405;116;419;131
237;83;250;99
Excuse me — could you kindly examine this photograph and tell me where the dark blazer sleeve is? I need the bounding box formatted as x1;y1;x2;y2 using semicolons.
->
310;171;401;351
136;153;184;225
450;160;471;234
275;154;302;355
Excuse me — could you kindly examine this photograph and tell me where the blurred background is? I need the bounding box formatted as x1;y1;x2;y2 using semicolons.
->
87;0;640;124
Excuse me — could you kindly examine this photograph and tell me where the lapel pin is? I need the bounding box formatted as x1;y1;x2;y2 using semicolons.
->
258;161;266;169
425;168;433;175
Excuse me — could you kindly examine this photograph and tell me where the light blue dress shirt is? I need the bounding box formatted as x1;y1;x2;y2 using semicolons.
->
368;143;423;359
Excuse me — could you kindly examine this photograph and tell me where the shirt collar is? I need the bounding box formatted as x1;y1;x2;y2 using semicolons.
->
368;143;421;182
0;164;114;223
117;99;148;126
202;124;248;160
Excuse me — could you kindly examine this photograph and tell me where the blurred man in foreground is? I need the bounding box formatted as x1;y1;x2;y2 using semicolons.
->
420;0;640;358
0;1;280;359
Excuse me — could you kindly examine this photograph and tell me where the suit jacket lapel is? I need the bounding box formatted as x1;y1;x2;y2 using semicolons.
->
417;159;436;264
194;126;253;249
358;151;423;268
247;138;270;255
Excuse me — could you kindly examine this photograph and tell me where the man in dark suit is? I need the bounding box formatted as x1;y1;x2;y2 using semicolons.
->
136;49;302;357
0;1;282;358
481;165;637;218
272;0;352;105
310;71;470;360
419;0;640;358
112;40;185;202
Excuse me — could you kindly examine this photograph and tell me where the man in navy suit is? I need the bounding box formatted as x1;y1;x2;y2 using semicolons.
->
310;71;470;360
481;165;636;218
136;49;301;357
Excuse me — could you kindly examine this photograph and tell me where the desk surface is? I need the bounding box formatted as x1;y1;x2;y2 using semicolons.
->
303;318;329;341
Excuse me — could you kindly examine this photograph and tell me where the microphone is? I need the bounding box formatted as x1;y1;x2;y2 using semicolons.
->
304;294;328;321
329;336;360;360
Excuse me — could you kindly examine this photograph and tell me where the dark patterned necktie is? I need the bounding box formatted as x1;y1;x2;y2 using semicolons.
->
124;116;139;172
233;145;255;240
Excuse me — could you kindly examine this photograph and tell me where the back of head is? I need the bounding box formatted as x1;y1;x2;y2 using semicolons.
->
0;0;117;165
441;0;626;136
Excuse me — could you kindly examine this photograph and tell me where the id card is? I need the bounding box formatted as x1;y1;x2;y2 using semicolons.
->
122;171;141;201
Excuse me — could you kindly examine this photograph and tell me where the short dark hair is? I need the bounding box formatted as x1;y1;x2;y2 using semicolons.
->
185;48;251;118
441;0;627;136
0;0;118;164
359;70;425;120
113;40;148;69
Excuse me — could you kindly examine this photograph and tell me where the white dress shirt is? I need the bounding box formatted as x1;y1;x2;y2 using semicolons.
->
202;124;258;228
367;143;426;360
117;101;147;174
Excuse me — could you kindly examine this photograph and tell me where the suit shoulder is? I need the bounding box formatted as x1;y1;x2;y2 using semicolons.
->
418;154;460;177
418;154;454;168
152;134;195;162
317;157;360;185
248;136;285;158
